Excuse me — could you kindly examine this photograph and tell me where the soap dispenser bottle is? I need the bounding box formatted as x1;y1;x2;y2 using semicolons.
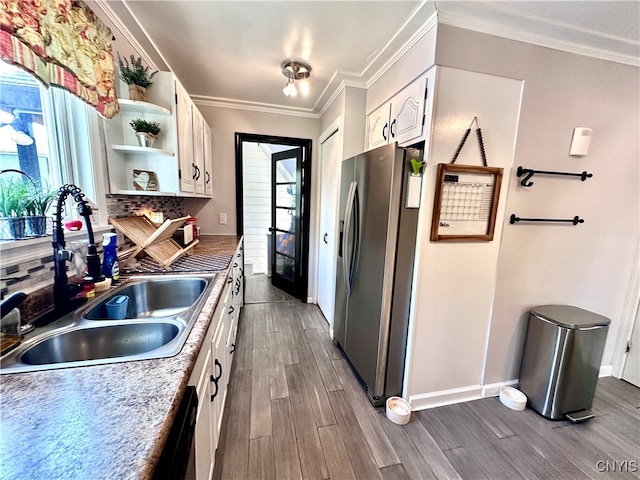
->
102;233;120;282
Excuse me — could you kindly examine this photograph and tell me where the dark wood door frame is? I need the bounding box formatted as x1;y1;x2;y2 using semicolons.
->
235;133;313;302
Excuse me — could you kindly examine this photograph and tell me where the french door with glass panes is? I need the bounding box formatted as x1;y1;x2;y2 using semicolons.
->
270;148;303;298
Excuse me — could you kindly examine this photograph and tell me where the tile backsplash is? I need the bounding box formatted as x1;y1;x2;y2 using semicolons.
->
105;194;185;219
1;195;187;319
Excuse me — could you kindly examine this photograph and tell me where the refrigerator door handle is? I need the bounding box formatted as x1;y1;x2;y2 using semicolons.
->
349;183;360;292
343;181;357;296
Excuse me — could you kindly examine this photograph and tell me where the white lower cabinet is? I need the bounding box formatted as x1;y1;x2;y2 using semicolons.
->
187;239;244;479
187;288;228;480
211;300;228;437
192;347;214;480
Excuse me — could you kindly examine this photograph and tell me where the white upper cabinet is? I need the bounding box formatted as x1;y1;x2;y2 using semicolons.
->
104;72;212;198
175;78;195;194
204;122;213;196
191;107;206;195
367;103;391;149
366;72;429;150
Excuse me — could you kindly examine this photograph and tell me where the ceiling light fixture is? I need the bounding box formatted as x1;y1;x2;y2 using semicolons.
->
281;60;311;97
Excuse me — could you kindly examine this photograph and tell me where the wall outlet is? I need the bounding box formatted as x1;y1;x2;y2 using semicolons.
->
219;213;228;225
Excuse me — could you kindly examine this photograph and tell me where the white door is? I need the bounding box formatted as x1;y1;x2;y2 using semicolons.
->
622;301;640;387
317;129;340;328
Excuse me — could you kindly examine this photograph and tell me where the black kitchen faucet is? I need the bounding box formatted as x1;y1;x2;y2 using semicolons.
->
51;184;104;318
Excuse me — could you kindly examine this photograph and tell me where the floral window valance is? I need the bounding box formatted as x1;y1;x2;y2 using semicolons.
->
0;0;119;118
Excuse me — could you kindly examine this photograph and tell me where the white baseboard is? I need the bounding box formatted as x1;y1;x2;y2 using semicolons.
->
307;296;315;303
409;385;482;411
599;365;613;377
481;379;519;398
410;367;612;412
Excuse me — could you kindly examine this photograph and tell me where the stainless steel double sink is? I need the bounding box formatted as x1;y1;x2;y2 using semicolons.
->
0;274;218;374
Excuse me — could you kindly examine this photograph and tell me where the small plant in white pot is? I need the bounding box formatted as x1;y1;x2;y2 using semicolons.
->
117;54;158;102
130;118;161;148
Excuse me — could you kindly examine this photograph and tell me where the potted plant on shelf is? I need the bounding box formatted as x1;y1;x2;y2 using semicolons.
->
130;118;161;148
117;53;158;102
24;182;56;237
0;179;29;240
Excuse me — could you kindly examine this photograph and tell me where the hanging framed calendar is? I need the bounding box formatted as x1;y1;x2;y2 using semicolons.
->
430;164;503;242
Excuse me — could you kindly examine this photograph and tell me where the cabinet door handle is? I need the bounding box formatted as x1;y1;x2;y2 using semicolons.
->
237;253;241;258
234;262;238;268
195;165;201;180
192;163;197;179
382;122;388;141
206;171;211;184
390;119;396;138
210;373;219;401
227;276;232;284
228;305;235;314
214;358;223;382
230;343;235;354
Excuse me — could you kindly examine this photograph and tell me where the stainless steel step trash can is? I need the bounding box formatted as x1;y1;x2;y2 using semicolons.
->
518;305;610;422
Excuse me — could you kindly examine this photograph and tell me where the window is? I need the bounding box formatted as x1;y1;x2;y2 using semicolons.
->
0;60;107;228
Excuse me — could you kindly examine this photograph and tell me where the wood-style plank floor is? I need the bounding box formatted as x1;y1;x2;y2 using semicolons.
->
214;274;640;480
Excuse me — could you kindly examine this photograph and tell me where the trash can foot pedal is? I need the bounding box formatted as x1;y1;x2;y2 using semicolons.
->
566;409;594;423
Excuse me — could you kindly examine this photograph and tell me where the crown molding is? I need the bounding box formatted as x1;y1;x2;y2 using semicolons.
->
191;96;319;119
316;79;367;118
365;10;439;88
437;10;640;67
93;0;159;70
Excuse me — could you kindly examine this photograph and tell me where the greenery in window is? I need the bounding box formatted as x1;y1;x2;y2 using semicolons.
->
0;60;106;237
25;182;56;216
0;179;29;218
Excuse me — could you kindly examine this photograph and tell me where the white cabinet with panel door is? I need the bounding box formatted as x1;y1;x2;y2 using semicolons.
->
192;347;214;480
191;107;206;195
204;122;213;197
187;239;244;479
210;308;227;439
366;71;430;150
176;79;196;194
188;308;219;480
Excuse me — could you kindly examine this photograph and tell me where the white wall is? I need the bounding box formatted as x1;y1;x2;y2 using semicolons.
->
319;85;366;161
405;66;524;407
435;26;640;388
183;107;319;236
241;143;270;274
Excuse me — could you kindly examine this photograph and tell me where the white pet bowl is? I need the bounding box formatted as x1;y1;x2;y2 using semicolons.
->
386;396;412;425
499;386;527;411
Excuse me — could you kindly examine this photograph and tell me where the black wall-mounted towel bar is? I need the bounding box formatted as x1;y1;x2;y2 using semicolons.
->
516;166;593;187
510;214;584;225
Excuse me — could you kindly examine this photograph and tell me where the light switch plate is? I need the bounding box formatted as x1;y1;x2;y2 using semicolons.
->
219;213;228;225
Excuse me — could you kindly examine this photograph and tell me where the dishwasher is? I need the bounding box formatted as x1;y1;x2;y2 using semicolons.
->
153;386;198;480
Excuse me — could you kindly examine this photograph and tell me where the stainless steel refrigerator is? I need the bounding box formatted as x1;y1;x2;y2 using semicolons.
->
334;142;421;406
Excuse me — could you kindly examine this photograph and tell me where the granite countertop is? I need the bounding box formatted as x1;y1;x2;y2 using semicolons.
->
0;235;241;480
